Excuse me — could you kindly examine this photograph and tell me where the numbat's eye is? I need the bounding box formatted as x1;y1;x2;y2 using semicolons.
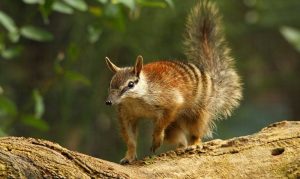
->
128;81;134;88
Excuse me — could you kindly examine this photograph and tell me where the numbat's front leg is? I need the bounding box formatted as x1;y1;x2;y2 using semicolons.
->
119;117;138;164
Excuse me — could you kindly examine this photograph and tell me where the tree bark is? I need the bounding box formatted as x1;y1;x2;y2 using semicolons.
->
0;120;299;179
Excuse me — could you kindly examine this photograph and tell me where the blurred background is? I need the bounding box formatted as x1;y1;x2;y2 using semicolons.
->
0;0;299;162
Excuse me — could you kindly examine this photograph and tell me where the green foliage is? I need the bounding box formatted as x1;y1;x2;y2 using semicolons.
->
65;71;91;86
136;0;168;8
0;46;22;60
87;25;102;43
0;0;173;60
20;26;53;41
52;1;74;14
280;26;300;52
0;96;17;118
23;0;44;4
0;10;19;43
0;89;48;134
0;95;17;135
33;89;44;119
113;0;135;11
0;0;173;138
0;11;18;34
63;0;88;11
21;115;49;131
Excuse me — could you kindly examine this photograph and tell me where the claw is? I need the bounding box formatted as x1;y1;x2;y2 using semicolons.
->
119;156;137;165
150;140;162;153
151;132;163;153
120;158;130;165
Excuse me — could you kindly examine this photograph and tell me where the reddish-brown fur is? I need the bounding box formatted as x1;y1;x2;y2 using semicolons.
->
143;61;195;98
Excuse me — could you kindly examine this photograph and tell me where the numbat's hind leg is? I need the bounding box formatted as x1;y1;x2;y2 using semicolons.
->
165;121;188;148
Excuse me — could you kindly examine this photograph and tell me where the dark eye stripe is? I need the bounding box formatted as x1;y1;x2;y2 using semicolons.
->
120;80;136;96
120;86;129;96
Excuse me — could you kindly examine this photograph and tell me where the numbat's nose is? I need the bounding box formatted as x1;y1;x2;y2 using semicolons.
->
105;100;112;106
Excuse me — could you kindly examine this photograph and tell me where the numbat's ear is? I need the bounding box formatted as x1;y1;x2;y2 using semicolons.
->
105;57;120;73
134;55;143;77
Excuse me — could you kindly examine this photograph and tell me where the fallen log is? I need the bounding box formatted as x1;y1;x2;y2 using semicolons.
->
0;120;299;178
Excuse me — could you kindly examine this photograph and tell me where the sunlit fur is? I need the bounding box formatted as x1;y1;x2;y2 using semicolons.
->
106;0;242;164
121;72;148;101
184;1;242;119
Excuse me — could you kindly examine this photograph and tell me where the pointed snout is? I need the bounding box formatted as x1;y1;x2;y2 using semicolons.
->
105;100;112;106
105;91;118;106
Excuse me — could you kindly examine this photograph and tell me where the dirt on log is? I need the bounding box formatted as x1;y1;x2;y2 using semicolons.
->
0;120;299;179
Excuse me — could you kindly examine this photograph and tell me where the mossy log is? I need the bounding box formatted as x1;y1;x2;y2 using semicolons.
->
0;121;299;178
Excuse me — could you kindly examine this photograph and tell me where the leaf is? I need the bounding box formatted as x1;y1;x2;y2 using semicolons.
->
54;58;64;74
112;0;135;11
53;1;74;14
89;6;103;17
8;31;20;43
67;43;80;61
104;4;120;17
1;46;22;59
164;0;174;9
87;25;102;43
280;26;300;52
32;89;44;119
23;0;45;4
0;11;18;33
63;0;88;11
104;4;125;31
39;0;55;24
65;71;91;86
20;26;53;42
0;96;17;117
21;115;49;131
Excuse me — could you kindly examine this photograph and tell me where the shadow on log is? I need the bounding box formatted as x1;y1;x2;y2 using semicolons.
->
0;121;299;178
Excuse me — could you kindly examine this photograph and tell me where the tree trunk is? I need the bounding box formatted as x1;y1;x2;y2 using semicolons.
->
0;121;299;178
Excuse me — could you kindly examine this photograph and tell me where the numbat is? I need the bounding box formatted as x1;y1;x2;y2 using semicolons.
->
105;0;242;164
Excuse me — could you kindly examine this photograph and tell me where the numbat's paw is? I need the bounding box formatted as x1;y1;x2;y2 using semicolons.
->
119;156;136;165
185;143;203;151
150;138;163;153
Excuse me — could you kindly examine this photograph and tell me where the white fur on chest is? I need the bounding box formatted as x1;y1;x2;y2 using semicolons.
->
121;99;163;119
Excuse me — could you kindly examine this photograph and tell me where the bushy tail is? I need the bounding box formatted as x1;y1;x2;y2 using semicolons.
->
184;0;242;119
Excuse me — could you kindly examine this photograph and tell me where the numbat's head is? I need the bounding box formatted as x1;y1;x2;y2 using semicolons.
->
105;56;147;106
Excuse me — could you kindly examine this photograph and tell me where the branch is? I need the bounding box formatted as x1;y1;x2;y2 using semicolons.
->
0;121;299;178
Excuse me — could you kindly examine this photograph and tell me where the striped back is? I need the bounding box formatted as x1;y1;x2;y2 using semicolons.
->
142;60;214;108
